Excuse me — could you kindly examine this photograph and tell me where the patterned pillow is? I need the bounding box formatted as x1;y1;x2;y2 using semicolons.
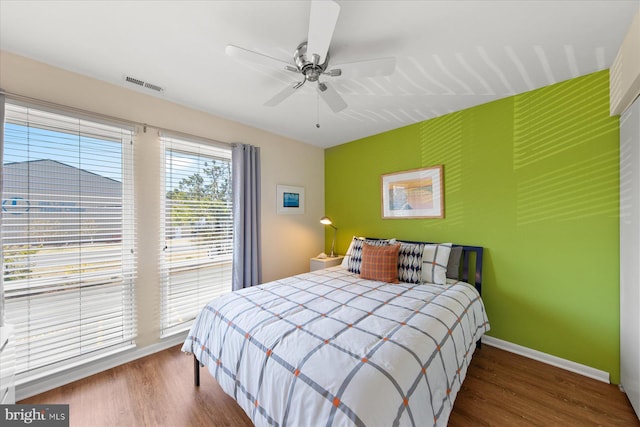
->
340;236;359;268
360;242;401;283
347;238;394;274
421;243;452;285
397;242;424;284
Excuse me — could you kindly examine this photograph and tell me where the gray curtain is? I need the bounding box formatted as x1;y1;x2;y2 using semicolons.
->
232;143;262;290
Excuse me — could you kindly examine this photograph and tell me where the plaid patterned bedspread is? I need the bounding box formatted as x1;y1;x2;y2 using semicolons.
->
182;266;490;427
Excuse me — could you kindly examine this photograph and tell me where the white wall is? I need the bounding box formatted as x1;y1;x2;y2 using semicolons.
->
614;7;640;419
0;51;325;392
620;96;640;420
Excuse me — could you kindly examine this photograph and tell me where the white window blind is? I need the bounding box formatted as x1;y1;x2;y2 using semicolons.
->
1;102;136;380
161;134;232;337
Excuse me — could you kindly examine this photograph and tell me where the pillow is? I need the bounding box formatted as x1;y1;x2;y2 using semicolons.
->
347;238;394;274
421;243;452;285
360;242;401;283
340;236;359;268
447;246;463;279
397;242;424;284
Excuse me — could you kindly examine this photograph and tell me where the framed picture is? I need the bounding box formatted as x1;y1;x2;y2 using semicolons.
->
277;185;305;215
381;165;444;219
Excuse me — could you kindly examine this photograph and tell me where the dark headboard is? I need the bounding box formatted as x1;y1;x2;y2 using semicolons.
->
456;245;483;295
365;238;484;295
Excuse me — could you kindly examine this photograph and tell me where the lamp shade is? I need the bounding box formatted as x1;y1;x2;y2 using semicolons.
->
320;216;333;225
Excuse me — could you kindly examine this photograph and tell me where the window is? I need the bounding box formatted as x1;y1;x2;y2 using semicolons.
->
1;102;136;380
160;134;232;336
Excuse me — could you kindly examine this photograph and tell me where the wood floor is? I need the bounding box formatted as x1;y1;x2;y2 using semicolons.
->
21;344;639;426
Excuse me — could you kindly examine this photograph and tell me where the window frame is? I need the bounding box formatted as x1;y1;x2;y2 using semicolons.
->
1;99;137;382
159;133;233;337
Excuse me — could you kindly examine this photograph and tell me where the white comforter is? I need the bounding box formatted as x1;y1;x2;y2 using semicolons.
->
182;266;490;427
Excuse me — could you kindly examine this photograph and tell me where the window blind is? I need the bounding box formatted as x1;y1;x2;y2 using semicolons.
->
1;102;136;380
160;134;232;337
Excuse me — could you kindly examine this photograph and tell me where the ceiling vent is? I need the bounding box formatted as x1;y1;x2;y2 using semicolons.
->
124;75;164;93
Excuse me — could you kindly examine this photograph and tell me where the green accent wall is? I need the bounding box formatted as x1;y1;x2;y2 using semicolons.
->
325;70;621;382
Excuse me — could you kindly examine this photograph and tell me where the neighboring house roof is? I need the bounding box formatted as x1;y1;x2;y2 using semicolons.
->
2;159;122;202
3;159;121;184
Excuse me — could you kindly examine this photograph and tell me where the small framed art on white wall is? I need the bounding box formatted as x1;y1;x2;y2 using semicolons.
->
277;184;305;214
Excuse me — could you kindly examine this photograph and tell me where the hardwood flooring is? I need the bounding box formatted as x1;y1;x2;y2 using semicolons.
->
21;344;638;426
449;346;638;427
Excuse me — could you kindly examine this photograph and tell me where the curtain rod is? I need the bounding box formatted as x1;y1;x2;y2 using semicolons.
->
0;89;231;147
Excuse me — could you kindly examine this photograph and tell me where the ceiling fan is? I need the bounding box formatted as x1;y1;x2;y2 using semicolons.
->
226;0;396;114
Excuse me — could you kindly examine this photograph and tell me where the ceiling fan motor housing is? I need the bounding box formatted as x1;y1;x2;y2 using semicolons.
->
294;42;329;82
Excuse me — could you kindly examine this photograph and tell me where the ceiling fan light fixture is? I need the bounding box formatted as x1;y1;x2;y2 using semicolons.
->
294;41;329;82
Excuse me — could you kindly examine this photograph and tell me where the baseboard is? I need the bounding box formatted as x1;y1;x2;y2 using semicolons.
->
481;335;610;384
15;332;188;401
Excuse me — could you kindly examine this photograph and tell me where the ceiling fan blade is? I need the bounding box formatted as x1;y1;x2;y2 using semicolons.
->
331;57;397;79
307;0;340;64
226;44;293;71
317;82;347;113
264;83;303;107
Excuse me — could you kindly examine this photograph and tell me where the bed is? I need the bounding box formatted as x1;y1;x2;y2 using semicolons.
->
182;240;489;427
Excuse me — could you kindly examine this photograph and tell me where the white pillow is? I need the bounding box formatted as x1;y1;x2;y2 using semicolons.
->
421;243;452;285
340;237;359;268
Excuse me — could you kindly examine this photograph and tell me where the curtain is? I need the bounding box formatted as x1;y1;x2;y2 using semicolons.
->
232;143;262;290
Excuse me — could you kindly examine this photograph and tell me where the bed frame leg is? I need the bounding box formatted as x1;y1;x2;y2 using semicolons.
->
194;355;201;387
476;339;482;349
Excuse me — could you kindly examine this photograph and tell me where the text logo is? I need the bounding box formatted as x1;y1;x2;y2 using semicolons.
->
1;405;69;426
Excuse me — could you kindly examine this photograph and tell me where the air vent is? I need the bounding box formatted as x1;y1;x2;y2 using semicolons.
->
124;75;164;93
143;82;163;92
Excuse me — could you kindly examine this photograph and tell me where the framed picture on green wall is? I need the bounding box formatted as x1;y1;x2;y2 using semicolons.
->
381;165;444;219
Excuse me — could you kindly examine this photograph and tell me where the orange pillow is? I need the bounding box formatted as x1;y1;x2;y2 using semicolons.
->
359;242;401;283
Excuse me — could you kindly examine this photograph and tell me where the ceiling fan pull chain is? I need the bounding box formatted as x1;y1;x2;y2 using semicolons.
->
316;92;320;128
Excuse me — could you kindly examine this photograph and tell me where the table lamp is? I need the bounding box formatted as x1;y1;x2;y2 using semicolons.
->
320;216;337;257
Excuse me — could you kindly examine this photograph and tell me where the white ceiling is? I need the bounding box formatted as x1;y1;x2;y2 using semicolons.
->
1;0;638;148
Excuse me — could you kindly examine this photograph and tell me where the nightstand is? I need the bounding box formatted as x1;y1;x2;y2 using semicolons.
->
0;324;15;405
310;256;344;271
